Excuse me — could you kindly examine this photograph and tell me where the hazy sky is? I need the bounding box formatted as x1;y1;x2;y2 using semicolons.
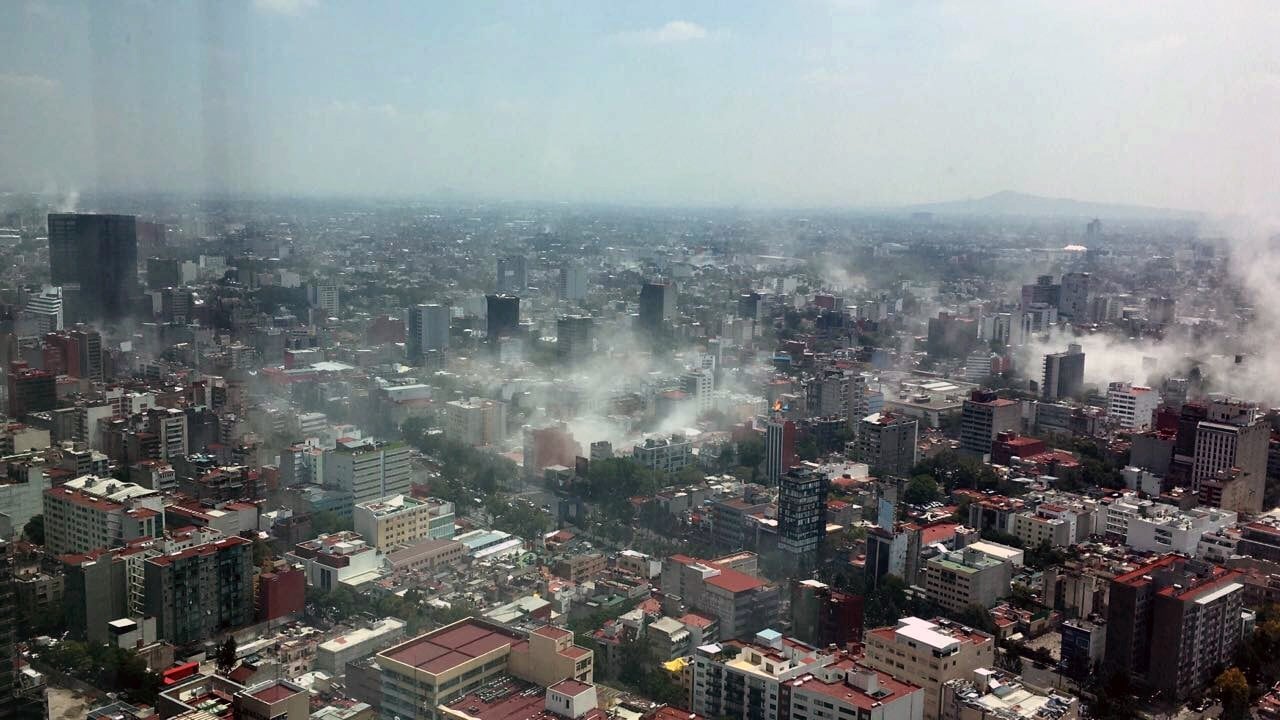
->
2;1;1278;212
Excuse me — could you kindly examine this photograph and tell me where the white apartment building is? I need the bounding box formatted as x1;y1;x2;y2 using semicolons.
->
286;531;385;590
691;630;924;720
324;439;412;504
43;476;165;555
442;397;507;446
1009;510;1074;548
862;617;996;720
922;548;1013;614
1125;506;1237;556
1107;382;1160;431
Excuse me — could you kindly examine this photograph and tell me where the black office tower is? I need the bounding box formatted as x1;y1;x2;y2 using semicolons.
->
638;280;675;334
486;294;520;341
48;213;139;322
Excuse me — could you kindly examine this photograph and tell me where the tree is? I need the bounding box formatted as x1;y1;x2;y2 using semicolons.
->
980;527;1024;548
217;636;238;672
903;475;941;505
796;437;820;462
252;538;274;567
1215;667;1250;720
1024;540;1067;570
23;514;44;545
736;438;765;481
311;510;351;536
952;604;996;634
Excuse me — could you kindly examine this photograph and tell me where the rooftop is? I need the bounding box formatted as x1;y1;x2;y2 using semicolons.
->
379;618;523;676
442;677;604;720
245;680;305;704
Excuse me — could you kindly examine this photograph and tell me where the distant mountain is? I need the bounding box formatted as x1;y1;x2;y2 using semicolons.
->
902;190;1201;221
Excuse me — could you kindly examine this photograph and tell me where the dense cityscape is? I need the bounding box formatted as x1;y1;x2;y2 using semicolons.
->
0;191;1276;720
5;3;1280;720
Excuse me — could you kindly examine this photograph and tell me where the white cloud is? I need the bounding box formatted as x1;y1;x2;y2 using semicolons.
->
614;20;710;46
252;0;317;16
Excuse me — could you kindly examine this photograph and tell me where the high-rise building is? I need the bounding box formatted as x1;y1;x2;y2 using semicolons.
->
926;312;979;358
145;257;183;290
442;397;507;447
681;368;714;416
790;578;864;649
143;536;254;645
631;434;693;475
921;546;1013;613
324;439;413;504
1107;382;1160;431
1020;275;1060;310
638;280;676;333
43;477;164;555
736;291;763;321
764;417;796;485
523;422;581;480
485;293;520;341
5;363;55;418
307;282;340;316
145;407;188;461
854;412;919;476
959;390;1020;461
1042;344;1085;401
963;350;996;384
1191;400;1269;514
1018;303;1058;343
407;303;450;362
47;213;139;322
1104;555;1243;699
497;255;528;293
556;315;594;362
1148;296;1176;326
17;286;63;337
558;264;588;301
69;326;104;383
354;495;455;548
1059;272;1091;320
778;464;829;562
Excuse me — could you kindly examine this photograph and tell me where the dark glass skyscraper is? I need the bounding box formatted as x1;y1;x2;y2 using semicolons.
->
485;293;520;341
638;280;675;334
47;213;139;322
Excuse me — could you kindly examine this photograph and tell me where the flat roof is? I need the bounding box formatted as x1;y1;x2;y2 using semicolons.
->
894;617;962;651
249;681;303;704
380;619;522;676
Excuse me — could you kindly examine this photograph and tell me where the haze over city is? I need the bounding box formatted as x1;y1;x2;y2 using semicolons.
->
2;1;1279;213
6;5;1280;720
